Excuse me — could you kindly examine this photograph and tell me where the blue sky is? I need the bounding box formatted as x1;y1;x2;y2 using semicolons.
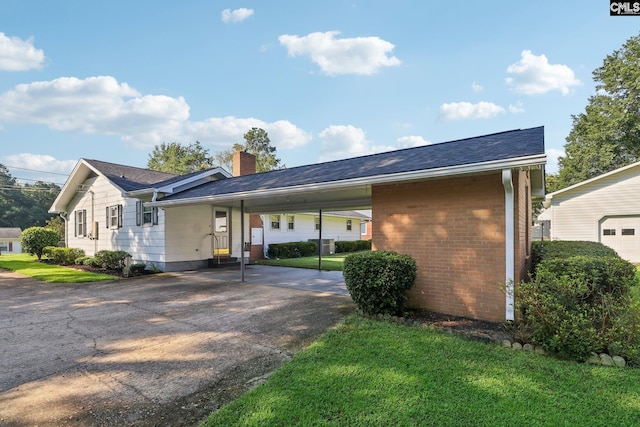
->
1;1;638;186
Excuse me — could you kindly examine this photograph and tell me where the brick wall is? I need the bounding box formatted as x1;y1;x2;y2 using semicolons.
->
515;170;532;283
372;173;509;321
232;151;256;177
249;214;264;260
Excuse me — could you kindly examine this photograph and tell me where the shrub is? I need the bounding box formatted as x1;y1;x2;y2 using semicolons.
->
531;240;619;273
267;241;316;259
43;247;85;265
343;251;417;316
20;227;60;260
75;256;100;267
94;250;130;270
123;262;147;277
516;255;638;361
335;240;371;253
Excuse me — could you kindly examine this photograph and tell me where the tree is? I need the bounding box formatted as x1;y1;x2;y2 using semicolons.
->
214;127;284;173
555;32;640;190
46;216;65;242
147;141;215;174
20;227;60;260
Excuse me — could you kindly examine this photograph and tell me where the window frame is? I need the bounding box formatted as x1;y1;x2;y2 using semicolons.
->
271;214;281;230
346;219;352;231
603;228;616;236
287;215;295;231
136;201;158;226
622;228;635;236
106;204;123;229
0;242;8;252
75;209;87;237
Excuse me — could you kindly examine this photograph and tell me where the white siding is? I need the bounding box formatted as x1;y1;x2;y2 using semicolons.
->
262;213;362;246
546;165;640;262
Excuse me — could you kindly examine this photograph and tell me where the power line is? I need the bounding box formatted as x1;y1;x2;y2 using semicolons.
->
14;176;65;186
4;165;71;176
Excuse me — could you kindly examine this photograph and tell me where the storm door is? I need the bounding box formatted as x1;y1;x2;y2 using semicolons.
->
213;208;230;256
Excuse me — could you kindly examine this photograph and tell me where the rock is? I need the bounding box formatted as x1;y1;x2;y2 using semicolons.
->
586;353;601;365
501;339;512;348
523;343;534;352
534;346;546;355
612;356;626;368
599;353;614;367
512;342;522;350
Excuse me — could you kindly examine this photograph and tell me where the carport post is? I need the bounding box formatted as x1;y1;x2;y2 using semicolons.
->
318;209;322;271
241;199;245;282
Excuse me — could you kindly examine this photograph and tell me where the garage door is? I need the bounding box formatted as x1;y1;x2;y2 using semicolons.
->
600;216;640;263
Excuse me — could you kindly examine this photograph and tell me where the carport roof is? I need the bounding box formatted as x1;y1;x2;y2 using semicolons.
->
152;126;546;212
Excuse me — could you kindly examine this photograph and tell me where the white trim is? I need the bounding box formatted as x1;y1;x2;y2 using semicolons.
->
150;154;546;209
502;169;515;321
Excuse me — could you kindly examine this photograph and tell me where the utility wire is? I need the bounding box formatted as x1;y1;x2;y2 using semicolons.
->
4;165;70;176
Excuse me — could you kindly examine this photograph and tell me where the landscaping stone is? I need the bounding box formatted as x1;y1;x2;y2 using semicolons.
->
587;353;601;365
599;353;614;367
501;339;512;348
512;342;522;350
613;356;626;368
523;343;534;352
534;346;546;355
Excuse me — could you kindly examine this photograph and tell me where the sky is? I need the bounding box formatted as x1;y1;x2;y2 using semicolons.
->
1;1;639;187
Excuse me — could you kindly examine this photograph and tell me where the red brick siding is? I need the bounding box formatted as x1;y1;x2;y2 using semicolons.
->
232;151;257;177
515;170;532;283
249;214;264;260
372;173;507;321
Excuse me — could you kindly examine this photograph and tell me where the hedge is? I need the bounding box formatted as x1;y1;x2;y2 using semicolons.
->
267;241;317;259
43;246;85;265
335;240;371;253
531;240;619;273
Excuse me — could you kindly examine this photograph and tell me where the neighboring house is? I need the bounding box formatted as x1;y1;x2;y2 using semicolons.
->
360;218;372;240
538;160;640;263
254;210;370;256
0;228;22;254
51;127;545;322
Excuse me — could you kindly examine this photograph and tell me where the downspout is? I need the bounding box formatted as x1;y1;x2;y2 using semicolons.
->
59;212;68;247
502;169;515;321
240;200;245;282
318;209;322;271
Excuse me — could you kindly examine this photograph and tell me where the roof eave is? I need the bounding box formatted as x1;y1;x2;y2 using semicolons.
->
149;154;547;209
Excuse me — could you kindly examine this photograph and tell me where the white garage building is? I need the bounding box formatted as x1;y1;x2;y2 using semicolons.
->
538;161;640;263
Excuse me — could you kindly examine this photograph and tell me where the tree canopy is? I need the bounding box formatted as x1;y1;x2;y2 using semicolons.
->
553;32;640;191
147;141;216;174
214;127;284;173
0;164;61;229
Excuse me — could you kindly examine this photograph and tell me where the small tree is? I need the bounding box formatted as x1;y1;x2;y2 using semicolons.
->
20;227;60;260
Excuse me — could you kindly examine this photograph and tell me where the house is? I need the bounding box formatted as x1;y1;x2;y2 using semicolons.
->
0;228;22;254
253;210;371;257
538;160;640;263
51;127;545;322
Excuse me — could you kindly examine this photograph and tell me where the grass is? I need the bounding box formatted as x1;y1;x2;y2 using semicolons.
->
203;315;640;427
256;252;357;271
0;253;116;283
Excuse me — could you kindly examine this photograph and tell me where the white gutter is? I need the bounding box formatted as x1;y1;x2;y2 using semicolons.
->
502;169;515;321
149;154;546;208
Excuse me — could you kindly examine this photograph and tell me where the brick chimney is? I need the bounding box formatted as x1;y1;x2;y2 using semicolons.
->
232;151;257;177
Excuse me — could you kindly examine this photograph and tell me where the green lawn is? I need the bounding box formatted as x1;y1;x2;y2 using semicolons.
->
0;253;116;283
256;252;357;271
203;315;640;427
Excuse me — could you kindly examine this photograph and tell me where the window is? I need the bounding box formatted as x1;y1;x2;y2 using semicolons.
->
603;229;616;236
271;214;281;230
136;201;158;226
361;222;367;235
0;242;8;252
106;205;123;228
75;209;87;237
315;217;320;231
287;215;295;230
622;228;635;236
346;219;352;231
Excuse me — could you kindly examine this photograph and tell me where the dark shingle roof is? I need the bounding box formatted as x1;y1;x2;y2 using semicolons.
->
0;228;21;239
162;127;545;201
84;159;178;191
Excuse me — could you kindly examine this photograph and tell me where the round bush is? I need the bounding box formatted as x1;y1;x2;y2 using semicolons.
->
343;251;417;316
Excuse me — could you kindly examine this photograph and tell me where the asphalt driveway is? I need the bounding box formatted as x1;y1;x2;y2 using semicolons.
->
0;266;353;426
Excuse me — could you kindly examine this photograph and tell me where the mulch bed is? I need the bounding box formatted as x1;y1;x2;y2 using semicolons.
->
406;309;513;342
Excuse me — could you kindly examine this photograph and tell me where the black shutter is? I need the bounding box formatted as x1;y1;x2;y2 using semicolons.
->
74;211;78;237
136;201;142;226
106;206;109;229
118;205;123;228
82;209;87;236
152;207;158;225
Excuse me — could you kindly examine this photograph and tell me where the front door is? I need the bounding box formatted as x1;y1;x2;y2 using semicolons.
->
213;208;230;256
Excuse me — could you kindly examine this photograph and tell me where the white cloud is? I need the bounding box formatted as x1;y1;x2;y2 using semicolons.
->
319;125;393;161
221;8;254;23
505;50;581;95
508;101;525;113
545;148;564;175
0;75;313;151
396;135;431;148
183;117;312;150
278;31;401;76
439;101;505;122
1;153;76;184
472;81;483;92
0;32;45;71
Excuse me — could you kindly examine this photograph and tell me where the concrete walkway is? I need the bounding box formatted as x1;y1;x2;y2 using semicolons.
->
0;267;353;426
